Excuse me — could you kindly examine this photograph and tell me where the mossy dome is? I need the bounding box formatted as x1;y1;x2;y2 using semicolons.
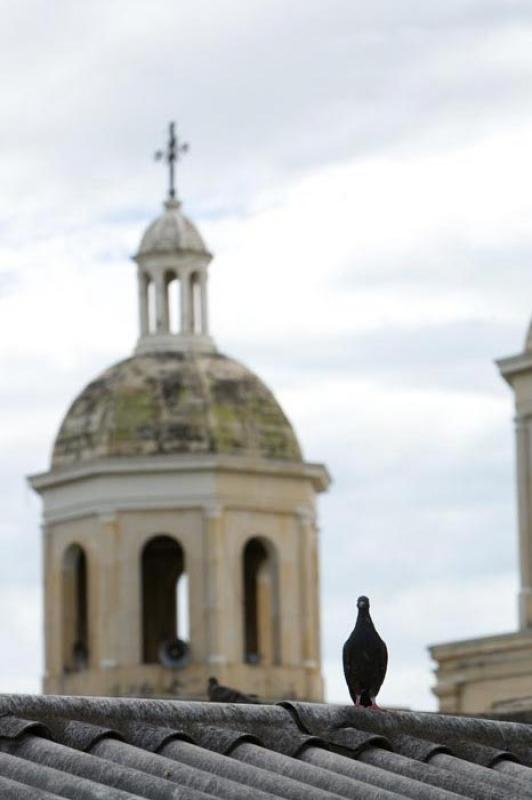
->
52;352;302;468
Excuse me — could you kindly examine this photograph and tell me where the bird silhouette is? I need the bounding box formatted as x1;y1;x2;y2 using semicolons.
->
343;595;388;708
207;677;259;703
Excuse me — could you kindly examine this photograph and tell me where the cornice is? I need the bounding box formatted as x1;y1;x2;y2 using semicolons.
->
29;454;331;493
497;351;532;384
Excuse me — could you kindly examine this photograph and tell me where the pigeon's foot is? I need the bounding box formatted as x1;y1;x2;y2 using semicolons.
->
352;694;385;709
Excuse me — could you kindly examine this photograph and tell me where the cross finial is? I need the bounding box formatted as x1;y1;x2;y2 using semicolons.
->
155;122;189;201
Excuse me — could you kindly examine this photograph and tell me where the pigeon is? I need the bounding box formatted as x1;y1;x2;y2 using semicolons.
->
343;595;388;708
207;677;259;704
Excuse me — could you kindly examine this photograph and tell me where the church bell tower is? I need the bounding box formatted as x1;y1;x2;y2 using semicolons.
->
29;125;330;701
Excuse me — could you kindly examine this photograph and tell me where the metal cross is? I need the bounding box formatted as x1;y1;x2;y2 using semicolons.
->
155;122;189;200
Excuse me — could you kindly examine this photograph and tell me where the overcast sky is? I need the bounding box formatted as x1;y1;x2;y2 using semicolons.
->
2;0;532;709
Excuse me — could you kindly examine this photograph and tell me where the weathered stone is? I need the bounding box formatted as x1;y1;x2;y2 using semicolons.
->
52;352;303;468
136;199;209;257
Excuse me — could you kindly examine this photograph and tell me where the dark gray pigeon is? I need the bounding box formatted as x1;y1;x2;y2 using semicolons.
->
207;677;259;704
343;595;388;708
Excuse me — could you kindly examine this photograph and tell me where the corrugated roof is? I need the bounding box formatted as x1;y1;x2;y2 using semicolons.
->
0;695;529;799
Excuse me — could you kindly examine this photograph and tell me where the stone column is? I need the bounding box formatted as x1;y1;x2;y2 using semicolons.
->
516;416;532;628
200;272;209;335
138;271;149;336
189;275;196;334
204;505;227;667
154;272;169;333
180;269;191;334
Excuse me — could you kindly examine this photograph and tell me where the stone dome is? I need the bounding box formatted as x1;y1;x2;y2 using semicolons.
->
52;352;302;468
136;199;209;257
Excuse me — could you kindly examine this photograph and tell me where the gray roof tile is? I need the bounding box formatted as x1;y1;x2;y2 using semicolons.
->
0;696;529;798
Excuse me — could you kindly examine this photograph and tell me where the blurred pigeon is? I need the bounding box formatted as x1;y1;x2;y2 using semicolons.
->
343;595;388;708
207;677;259;704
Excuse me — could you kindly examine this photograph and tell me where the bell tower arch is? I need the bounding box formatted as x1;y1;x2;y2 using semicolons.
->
29;125;330;701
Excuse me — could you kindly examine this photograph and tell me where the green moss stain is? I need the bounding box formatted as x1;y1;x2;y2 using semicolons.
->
209;402;243;452
209;380;301;461
113;389;158;443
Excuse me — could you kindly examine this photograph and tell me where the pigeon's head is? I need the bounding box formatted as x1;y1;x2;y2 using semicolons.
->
208;676;218;688
357;595;370;611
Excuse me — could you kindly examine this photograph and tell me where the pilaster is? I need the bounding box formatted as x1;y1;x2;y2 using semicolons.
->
297;508;321;698
203;504;227;668
95;513;123;671
42;524;61;688
515;416;532;627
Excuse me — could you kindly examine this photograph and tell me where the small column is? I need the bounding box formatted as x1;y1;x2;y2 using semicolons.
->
180;269;191;334
516;416;532;628
154;273;169;333
200;272;209;335
138;271;149;336
188;274;196;334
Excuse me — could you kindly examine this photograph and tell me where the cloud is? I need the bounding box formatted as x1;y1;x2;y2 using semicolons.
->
2;1;532;217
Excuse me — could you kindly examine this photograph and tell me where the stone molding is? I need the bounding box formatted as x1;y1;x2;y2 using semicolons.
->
30;454;330;492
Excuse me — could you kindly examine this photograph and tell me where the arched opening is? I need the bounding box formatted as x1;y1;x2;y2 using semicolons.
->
141;535;188;664
62;544;89;673
166;271;181;333
242;537;280;666
147;278;156;334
